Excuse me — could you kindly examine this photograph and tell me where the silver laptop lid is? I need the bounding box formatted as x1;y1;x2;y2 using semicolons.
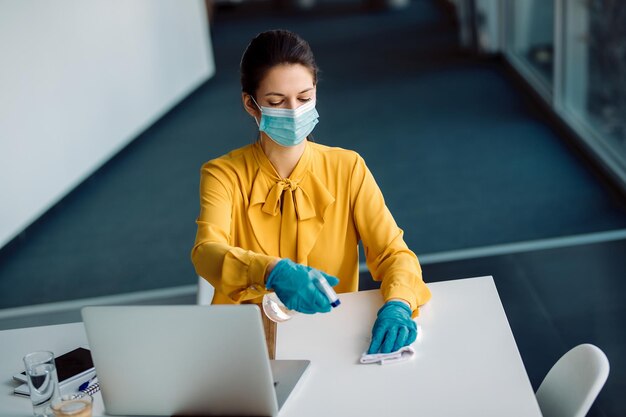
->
82;305;279;416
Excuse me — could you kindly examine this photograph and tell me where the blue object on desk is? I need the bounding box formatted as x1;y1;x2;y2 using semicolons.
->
79;377;95;391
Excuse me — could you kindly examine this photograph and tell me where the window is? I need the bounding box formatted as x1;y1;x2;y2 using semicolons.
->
501;0;626;186
506;0;555;95
560;0;626;174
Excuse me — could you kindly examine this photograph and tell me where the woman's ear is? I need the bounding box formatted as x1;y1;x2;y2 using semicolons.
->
242;93;260;119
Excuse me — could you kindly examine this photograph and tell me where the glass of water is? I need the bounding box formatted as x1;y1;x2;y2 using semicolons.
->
23;351;61;417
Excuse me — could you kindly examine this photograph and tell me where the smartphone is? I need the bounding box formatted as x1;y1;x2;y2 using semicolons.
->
13;347;94;383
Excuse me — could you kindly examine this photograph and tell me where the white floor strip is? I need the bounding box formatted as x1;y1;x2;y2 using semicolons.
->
0;285;197;320
417;228;626;265
3;229;625;321
359;228;626;269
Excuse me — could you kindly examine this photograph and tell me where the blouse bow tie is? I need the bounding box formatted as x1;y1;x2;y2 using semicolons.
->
248;169;335;262
261;178;317;220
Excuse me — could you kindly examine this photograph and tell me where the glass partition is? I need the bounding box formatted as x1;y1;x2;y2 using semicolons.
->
560;0;626;171
503;0;626;186
506;0;555;92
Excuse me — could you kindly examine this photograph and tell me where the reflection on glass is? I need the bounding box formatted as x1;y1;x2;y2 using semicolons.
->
564;1;626;156
508;0;555;85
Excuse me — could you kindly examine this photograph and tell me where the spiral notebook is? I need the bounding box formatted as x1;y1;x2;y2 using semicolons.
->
81;380;101;396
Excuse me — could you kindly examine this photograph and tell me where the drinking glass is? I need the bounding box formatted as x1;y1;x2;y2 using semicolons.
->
23;351;61;417
51;392;92;417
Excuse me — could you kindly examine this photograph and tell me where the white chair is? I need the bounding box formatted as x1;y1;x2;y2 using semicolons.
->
536;343;610;417
197;276;214;306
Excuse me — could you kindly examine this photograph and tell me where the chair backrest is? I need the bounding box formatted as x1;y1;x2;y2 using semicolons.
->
197;275;215;305
536;344;610;417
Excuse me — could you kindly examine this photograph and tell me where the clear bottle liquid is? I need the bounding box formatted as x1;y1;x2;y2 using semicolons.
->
262;292;296;323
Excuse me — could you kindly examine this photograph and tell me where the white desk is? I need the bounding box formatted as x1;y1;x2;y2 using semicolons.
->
0;322;98;415
276;276;542;417
0;276;542;416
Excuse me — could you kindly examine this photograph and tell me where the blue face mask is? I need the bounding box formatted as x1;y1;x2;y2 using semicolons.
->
251;96;319;147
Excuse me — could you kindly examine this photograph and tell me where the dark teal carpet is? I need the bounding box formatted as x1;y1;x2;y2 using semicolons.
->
1;0;625;308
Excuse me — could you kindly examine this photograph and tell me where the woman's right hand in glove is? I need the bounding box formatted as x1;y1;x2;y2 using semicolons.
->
265;259;339;314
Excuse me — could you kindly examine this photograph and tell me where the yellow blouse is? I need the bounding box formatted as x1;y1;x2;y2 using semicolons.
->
191;141;431;315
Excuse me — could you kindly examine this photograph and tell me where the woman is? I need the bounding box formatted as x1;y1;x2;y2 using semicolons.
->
191;29;430;355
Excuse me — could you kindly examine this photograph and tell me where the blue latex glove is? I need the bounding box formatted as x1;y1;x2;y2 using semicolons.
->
368;301;417;354
266;259;339;314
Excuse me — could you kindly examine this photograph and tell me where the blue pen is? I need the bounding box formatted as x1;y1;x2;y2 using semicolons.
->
79;377;95;392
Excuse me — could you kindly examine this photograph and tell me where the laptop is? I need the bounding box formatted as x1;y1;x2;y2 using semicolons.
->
81;305;310;416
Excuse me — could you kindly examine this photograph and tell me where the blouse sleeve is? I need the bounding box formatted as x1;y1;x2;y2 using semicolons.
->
350;154;431;316
190;162;277;303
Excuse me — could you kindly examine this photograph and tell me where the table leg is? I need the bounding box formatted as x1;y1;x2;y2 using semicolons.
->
261;312;277;359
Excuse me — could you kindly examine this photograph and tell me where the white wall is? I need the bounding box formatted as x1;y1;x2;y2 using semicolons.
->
0;0;215;248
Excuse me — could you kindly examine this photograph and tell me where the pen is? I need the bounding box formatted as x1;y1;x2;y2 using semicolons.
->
79;376;96;392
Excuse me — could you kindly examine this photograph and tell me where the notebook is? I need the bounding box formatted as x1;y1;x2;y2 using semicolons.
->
81;305;310;416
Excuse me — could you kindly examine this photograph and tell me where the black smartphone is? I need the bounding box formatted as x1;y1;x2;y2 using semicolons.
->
14;347;94;383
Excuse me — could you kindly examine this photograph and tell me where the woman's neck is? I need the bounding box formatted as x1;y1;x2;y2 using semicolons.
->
259;134;307;178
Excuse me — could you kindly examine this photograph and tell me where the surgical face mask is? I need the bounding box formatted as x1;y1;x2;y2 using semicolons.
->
250;96;319;147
